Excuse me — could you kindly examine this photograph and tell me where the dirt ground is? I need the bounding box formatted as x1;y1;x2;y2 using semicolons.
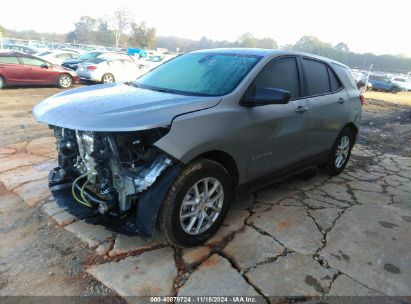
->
0;86;410;301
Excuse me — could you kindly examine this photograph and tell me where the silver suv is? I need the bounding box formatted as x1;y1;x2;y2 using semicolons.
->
34;48;362;247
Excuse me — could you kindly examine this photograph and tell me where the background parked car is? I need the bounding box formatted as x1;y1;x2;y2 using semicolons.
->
0;51;79;89
76;57;142;83
62;51;134;71
36;50;80;65
2;44;40;55
368;74;402;94
137;54;177;75
391;77;411;91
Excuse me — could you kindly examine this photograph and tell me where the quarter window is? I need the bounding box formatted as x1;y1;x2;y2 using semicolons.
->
328;67;341;92
0;56;19;64
253;57;300;99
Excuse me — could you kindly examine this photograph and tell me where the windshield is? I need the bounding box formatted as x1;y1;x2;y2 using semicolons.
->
136;53;261;96
79;52;100;60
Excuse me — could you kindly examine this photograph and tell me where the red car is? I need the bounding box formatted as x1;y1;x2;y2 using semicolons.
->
0;51;79;89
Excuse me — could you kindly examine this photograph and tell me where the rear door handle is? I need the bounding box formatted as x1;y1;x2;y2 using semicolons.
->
338;97;346;104
295;106;309;113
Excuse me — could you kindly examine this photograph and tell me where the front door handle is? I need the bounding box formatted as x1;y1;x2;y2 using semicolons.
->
338;97;346;104
295;106;309;113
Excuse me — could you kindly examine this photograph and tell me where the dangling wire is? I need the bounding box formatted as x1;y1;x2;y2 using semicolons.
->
71;173;94;208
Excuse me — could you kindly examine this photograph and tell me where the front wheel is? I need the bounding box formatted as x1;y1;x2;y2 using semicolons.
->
391;87;400;94
57;74;73;88
159;159;233;247
324;128;354;175
0;76;5;89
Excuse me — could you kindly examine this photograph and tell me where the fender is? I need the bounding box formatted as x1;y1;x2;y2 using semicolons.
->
135;163;183;236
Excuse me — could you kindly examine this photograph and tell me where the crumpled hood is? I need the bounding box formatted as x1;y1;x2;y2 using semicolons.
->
33;83;221;131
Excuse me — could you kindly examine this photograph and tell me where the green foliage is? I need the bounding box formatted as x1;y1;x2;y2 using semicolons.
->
129;22;156;48
285;35;411;72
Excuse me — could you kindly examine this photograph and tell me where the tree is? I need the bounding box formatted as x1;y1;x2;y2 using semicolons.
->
238;33;257;48
335;42;349;52
256;37;278;49
95;18;114;46
129;22;156;48
73;16;97;43
111;7;132;48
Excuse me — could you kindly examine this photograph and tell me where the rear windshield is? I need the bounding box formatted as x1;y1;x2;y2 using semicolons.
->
86;58;107;64
136;53;261;96
79;52;100;60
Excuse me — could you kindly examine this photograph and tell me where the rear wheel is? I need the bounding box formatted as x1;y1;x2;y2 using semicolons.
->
324;128;354;175
391;87;400;94
0;76;4;89
159;159;233;247
102;73;115;84
57;74;73;88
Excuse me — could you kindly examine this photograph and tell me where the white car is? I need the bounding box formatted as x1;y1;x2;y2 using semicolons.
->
137;54;177;76
391;77;411;91
76;58;142;83
36;50;80;65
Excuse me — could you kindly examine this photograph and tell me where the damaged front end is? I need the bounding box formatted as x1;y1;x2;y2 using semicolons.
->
49;126;181;235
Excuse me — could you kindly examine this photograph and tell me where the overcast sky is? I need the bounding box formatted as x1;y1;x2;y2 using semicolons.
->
1;0;409;56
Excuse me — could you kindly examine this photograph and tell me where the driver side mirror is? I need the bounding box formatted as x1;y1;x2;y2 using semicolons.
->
40;63;50;69
241;87;291;107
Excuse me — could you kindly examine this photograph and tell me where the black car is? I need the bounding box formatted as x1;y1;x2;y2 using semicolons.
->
61;51;103;70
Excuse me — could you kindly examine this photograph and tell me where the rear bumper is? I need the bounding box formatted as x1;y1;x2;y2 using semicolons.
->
77;70;101;82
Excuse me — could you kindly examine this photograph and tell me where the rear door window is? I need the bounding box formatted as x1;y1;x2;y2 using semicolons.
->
0;56;19;64
253;57;300;99
301;58;330;96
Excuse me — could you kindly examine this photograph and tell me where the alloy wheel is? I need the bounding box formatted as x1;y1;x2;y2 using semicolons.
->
59;75;72;88
335;135;350;168
179;177;224;235
102;74;114;83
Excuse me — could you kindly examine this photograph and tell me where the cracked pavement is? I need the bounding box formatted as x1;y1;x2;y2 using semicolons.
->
0;87;410;301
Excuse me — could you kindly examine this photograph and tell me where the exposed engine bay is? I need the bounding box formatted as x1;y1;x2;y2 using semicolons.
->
49;125;177;218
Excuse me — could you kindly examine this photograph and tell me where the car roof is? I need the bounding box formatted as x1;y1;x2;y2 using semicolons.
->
0;51;25;56
191;48;349;68
0;51;44;60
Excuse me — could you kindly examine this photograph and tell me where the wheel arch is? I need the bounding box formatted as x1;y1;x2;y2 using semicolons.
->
194;150;239;189
58;72;73;82
343;122;359;140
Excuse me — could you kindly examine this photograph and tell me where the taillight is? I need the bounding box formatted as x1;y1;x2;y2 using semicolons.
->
360;93;366;105
87;66;97;71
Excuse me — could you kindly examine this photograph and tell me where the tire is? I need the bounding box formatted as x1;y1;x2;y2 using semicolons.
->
159;159;233;247
391;87;400;94
324;128;354;175
102;73;115;84
0;76;4;89
57;74;73;89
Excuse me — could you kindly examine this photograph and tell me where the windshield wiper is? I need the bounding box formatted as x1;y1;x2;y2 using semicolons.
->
124;81;139;88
